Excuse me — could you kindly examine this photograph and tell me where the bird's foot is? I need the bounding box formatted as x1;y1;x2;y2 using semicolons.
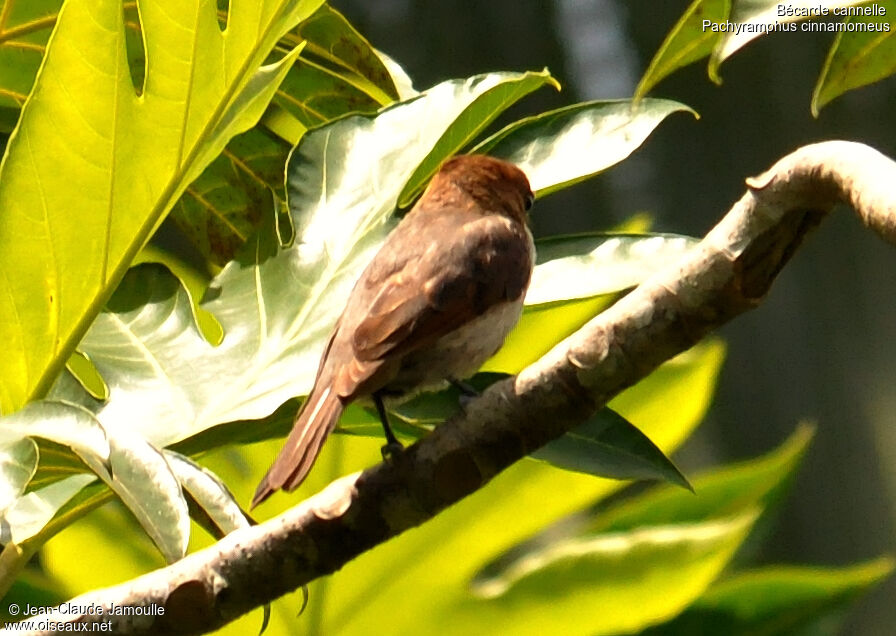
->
451;379;480;409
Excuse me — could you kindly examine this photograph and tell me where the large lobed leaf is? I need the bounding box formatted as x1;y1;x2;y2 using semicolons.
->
0;0;326;413
0;0;398;325
171;3;403;265
0;0;400;266
0;0;402;401
275;3;400;123
488;231;699;373
0;72;553;552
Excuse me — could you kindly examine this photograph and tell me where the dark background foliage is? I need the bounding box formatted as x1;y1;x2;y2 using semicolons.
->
337;1;896;633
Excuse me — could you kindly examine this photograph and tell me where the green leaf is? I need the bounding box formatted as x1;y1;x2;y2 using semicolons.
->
487;232;699;373
710;0;869;75
587;424;813;533
64;350;108;401
532;407;692;490
635;0;731;96
100;428;190;564
0;0;324;413
29;438;93;490
474;99;696;196
133;241;221;345
0;472;96;597
165;451;250;535
378;49;418;100
447;429;811;636
811;2;896;116
457;511;758;636
0;437;35;511
23;479;113;549
485;296;615;374
64;264;219;448
609;339;726;459
638;0;879;92
527;232;698;305
0;402;109;510
648;558;895;635
1;475;95;549
397;70;559;206
0;400;189;563
0;1;158;113
390;372;508;434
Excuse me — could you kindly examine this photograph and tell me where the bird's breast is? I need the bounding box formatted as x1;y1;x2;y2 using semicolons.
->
382;296;525;396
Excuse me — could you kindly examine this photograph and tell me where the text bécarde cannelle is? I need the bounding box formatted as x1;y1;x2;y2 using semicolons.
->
703;3;890;35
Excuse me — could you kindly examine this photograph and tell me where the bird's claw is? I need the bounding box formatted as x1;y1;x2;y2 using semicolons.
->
451;379;480;410
381;441;405;463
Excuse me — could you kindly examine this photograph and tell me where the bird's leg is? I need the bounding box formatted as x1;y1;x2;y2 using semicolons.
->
451;379;480;409
373;392;404;461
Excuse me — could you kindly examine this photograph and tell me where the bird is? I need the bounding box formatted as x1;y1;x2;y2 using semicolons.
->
252;154;535;507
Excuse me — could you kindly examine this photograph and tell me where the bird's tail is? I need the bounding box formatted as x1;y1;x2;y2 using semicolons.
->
251;386;344;508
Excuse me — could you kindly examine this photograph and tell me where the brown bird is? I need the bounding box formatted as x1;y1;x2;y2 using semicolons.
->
252;155;535;507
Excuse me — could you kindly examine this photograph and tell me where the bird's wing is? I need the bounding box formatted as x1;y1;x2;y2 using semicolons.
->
351;215;532;362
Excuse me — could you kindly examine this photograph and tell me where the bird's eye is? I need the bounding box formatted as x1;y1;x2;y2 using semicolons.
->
525;193;535;210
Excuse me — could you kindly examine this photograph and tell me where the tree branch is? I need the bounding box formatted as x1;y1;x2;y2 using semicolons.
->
29;141;896;635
